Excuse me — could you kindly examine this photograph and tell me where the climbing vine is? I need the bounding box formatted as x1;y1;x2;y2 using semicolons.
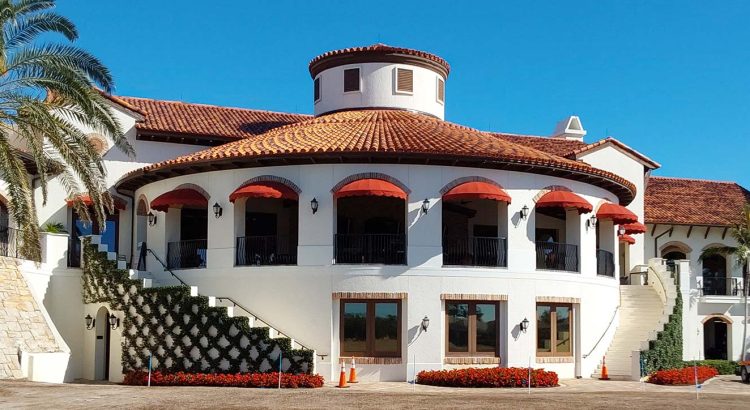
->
640;290;683;374
81;239;314;375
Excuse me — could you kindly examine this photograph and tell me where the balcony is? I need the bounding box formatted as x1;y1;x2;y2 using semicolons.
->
535;241;578;272
334;233;406;265
596;249;615;277
442;236;507;267
699;277;745;297
236;235;297;266
167;239;207;269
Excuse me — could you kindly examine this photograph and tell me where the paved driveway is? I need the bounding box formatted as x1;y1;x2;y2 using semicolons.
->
0;376;748;409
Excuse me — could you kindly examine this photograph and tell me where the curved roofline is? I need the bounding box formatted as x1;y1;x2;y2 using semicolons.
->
116;151;635;205
309;44;450;78
115;109;636;204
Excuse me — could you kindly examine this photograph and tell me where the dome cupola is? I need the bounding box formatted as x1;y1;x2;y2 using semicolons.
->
309;44;450;119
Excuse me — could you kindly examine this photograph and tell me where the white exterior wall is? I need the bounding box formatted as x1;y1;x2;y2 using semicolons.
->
313;62;446;119
577;145;648;272
133;163;622;381
646;223;748;362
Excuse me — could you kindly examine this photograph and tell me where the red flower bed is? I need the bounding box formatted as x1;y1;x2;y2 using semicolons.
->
648;366;718;385
123;371;324;388
416;367;558;388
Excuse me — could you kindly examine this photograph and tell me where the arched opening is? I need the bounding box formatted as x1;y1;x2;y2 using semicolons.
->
230;180;299;266
440;179;510;267
134;196;149;270
93;306;111;381
703;317;730;360
594;202;636;277
534;189;592;272
333;177;407;264
151;187;209;269
0;199;12;258
702;254;728;296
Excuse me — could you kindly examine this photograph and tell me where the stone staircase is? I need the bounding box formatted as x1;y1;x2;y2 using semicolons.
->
84;235;315;375
0;257;65;380
593;259;676;380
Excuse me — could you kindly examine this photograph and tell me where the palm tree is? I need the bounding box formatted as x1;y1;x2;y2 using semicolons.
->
700;204;750;362
0;0;132;261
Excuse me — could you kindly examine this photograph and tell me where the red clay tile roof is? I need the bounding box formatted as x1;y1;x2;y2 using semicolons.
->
569;137;660;169
488;133;588;157
309;44;450;78
117;96;310;140
645;176;750;226
116;109;636;203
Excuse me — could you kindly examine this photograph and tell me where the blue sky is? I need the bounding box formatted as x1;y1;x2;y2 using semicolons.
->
57;1;749;187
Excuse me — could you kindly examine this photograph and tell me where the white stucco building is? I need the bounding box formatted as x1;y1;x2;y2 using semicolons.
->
1;44;748;383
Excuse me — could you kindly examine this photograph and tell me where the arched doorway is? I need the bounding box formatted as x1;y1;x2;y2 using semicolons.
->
702;255;727;296
703;317;730;360
134;197;149;270
94;306;111;380
333;177;407;265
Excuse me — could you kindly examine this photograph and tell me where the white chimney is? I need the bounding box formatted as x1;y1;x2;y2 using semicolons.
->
550;116;586;141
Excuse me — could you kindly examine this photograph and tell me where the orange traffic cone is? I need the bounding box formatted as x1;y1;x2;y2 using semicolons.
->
348;358;358;383
599;356;610;380
337;362;349;388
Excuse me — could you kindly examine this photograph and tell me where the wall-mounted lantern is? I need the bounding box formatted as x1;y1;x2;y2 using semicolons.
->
310;197;319;214
520;205;529;220
519;317;529;333
213;202;223;218
147;212;157;227
108;313;120;330
618;226;626;236
421;316;430;332
587;215;598;230
85;314;95;330
421;198;430;214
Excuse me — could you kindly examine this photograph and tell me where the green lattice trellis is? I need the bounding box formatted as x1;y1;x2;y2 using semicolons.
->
81;239;314;374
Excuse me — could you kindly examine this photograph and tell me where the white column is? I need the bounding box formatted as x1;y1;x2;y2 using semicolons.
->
406;166;441;268
507;200;535;272
297;165;334;266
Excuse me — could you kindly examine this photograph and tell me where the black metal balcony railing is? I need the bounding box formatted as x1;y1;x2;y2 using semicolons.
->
535;241;579;272
0;227;20;259
236;235;297;266
701;277;745;297
442;236;508;267
167;239;207;269
596;249;615;277
334;233;406;265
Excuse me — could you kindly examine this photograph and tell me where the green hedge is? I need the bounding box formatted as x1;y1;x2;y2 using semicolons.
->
682;360;738;375
640;291;683;374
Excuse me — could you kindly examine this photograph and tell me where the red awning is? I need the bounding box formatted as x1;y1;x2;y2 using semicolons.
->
151;189;208;212
443;181;511;203
620;221;646;235
535;190;593;214
66;194;126;211
334;179;407;200
596;203;638;224
229;182;298;203
619;234;636;245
